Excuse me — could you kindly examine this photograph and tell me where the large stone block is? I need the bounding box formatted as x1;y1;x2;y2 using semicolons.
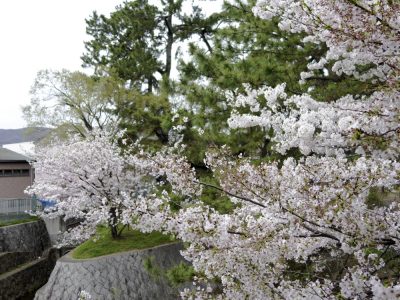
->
0;220;51;255
35;243;188;300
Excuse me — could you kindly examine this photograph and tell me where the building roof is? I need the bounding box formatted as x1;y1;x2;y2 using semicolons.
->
0;147;32;162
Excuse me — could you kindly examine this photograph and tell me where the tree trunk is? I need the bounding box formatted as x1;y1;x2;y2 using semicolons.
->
260;138;271;158
109;207;119;239
154;127;169;144
164;14;173;79
201;30;213;53
147;76;153;93
110;224;118;239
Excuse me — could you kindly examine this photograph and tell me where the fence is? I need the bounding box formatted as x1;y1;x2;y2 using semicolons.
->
0;198;38;222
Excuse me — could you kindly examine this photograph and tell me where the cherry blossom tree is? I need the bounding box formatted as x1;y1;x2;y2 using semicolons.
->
27;130;151;243
28;1;399;299
132;1;400;299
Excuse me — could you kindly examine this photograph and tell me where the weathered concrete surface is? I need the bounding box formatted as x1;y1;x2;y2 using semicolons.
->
42;216;66;245
35;243;187;300
0;220;57;299
0;251;36;274
0;220;51;255
0;248;58;300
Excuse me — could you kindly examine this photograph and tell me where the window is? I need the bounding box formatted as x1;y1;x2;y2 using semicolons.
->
0;169;30;177
21;169;30;176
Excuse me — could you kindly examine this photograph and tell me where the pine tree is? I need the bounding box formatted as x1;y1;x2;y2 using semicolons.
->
82;0;219;147
176;0;374;164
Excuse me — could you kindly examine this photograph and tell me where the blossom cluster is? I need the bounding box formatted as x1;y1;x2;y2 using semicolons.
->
253;0;400;84
228;84;399;158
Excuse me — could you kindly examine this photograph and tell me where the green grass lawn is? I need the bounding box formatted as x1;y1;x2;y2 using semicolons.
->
0;215;39;227
72;226;175;259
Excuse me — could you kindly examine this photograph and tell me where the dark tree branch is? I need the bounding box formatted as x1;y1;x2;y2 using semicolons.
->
200;30;213;53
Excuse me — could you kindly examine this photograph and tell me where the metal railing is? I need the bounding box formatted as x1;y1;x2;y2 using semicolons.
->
0;198;38;218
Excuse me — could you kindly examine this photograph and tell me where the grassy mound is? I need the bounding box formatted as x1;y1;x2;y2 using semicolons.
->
72;226;175;259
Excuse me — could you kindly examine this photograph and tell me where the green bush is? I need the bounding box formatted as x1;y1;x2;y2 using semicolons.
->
165;262;196;287
143;256;163;279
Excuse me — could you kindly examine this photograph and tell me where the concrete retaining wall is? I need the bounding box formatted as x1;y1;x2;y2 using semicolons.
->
42;216;66;245
0;220;51;255
0;249;58;300
35;243;187;300
0;252;36;274
0;220;57;299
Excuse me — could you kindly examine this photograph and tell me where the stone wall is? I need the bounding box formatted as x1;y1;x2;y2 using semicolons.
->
0;220;51;255
35;243;188;300
0;220;57;299
0;252;36;274
0;249;58;300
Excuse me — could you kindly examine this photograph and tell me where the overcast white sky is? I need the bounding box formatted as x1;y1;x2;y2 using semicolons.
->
0;0;222;130
0;1;125;129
